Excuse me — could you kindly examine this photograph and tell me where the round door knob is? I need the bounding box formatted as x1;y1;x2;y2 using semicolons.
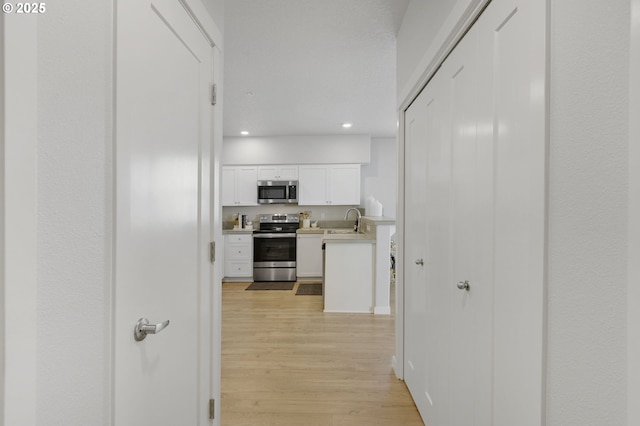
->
457;280;470;291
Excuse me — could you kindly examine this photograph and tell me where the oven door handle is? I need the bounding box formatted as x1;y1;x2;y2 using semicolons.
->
253;233;297;238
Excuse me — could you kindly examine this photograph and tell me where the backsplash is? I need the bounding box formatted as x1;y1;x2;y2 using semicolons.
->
222;204;364;229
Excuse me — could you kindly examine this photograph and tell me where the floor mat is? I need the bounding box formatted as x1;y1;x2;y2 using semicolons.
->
246;282;295;291
295;283;322;295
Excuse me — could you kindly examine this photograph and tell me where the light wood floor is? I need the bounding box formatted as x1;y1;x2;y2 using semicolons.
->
221;282;423;426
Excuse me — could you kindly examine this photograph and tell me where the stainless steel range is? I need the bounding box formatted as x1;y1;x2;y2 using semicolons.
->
253;213;300;282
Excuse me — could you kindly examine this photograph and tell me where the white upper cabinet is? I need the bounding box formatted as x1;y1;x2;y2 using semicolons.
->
222;166;258;206
299;164;360;205
328;165;361;205
257;165;299;181
298;166;329;205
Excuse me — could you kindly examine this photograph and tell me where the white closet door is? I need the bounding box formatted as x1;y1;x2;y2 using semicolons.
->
401;0;546;424
423;70;453;426
444;25;493;426
403;85;431;421
478;0;546;424
404;68;453;425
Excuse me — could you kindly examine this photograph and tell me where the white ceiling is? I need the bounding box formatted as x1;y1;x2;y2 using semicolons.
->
223;0;410;138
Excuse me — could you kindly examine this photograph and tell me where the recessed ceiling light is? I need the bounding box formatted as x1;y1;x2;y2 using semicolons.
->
342;123;352;129
240;131;250;136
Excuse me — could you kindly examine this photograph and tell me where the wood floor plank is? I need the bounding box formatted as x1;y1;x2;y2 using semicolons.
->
221;282;423;425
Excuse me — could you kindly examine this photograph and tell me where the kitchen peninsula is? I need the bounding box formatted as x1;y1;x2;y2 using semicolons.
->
299;216;395;315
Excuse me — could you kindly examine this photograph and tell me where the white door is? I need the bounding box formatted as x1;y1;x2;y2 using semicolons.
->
114;0;214;424
445;25;493;426
422;69;454;425
403;87;433;422
478;1;546;423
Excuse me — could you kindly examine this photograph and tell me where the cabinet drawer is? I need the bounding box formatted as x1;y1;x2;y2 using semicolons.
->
226;234;252;244
226;244;252;260
225;260;253;277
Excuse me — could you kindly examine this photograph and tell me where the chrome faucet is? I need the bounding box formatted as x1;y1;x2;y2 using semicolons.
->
344;208;362;233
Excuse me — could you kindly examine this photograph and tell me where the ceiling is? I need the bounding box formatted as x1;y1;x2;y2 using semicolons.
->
223;0;410;138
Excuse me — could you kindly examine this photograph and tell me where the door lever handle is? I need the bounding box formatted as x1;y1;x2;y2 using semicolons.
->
134;318;170;342
415;259;424;266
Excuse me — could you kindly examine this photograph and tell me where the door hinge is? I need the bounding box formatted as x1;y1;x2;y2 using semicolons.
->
209;398;215;419
211;84;217;105
209;241;216;263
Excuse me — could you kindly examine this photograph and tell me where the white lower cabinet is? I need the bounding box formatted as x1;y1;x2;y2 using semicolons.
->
296;233;323;279
224;234;253;279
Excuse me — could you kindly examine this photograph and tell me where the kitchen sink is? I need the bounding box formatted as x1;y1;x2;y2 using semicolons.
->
326;229;358;234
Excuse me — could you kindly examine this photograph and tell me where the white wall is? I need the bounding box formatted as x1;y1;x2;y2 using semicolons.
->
361;137;397;219
397;0;631;424
223;135;371;165
547;1;629;424
629;1;640;424
202;0;224;35
1;12;6;423
396;0;483;105
396;0;457;94
3;12;38;426
36;1;114;423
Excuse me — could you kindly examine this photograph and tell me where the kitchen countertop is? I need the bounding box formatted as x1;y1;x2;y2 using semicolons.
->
361;216;396;225
323;233;376;243
296;227;376;243
223;228;254;235
296;228;325;234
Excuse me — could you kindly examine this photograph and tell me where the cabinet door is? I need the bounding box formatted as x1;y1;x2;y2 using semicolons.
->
328;165;360;205
299;165;329;205
277;165;299;180
235;166;258;205
296;234;323;277
221;167;237;206
257;165;299;180
257;166;279;180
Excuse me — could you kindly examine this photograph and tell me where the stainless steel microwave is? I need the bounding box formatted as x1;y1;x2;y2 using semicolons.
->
257;180;298;204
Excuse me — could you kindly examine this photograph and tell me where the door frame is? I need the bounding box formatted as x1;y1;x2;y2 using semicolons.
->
1;12;38;425
628;0;640;423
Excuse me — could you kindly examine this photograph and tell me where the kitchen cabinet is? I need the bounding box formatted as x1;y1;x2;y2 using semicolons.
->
298;164;360;205
296;233;323;280
257;165;298;181
224;233;253;279
222;166;258;206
